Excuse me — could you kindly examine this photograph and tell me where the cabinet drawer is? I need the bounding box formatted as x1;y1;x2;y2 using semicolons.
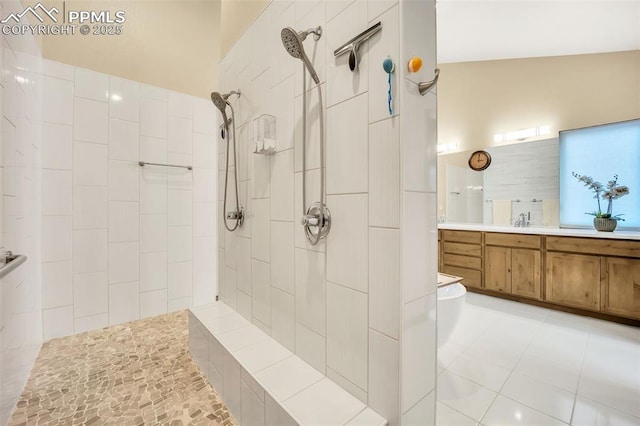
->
442;265;482;288
443;242;482;257
485;232;541;249
546;236;640;258
442;230;482;244
443;253;482;269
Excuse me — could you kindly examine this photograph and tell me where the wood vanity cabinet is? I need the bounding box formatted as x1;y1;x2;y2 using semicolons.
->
545;252;601;311
441;230;483;289
484;233;542;300
602;257;640;320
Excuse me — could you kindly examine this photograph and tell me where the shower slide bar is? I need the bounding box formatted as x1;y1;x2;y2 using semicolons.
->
138;161;192;171
0;251;27;279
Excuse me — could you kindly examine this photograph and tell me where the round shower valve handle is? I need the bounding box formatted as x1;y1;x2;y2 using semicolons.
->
301;214;320;227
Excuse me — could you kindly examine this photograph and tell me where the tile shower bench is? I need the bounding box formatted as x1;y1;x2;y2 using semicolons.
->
189;302;387;426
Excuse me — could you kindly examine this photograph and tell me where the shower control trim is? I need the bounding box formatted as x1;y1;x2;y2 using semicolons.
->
302;202;331;243
334;21;381;72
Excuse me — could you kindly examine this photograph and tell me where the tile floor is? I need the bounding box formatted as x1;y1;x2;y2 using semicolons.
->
437;292;640;426
8;311;236;425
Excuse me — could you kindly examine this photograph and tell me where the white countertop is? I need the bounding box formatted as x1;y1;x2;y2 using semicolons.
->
439;223;640;240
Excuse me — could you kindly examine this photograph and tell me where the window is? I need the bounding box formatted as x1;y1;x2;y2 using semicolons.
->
559;119;640;230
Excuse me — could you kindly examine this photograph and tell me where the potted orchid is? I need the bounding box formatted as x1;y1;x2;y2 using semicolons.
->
572;172;630;231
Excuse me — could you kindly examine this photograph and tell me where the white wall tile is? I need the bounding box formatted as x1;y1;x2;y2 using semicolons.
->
74;98;108;144
401;292;437;413
168;226;192;263
73;141;108;186
326;194;368;292
369;329;400;425
193;132;216;169
295;248;326;336
168;190;193;226
270;149;294;221
403;192;438;302
168;297;192;311
140;171;168;214
140;251;168;292
193;268;216;306
326;94;368;195
108;242;139;284
241;379;265;426
140;214;167;253
251;155;270;200
326;367;368;403
74;271;108;317
325;1;368;106
109;281;140;325
193;202;216;237
402;389;435;425
368;5;400;123
73;186;108;229
42;261;73;309
43;76;73;125
272;77;295;151
193;236;215;274
270;221;294;294
251;198;270;262
42;215;72;262
108;201;139;243
140;136;167;164
265;393;297;426
74;68;109;102
369;228;400;339
271;287;295;351
251;259;271;326
43;306;74;340
293;3;326;95
402;91;437;193
168;91;193;119
43;60;74;80
236;237;252;296
369;118;400;227
42;170;71;215
140;98;168;139
193;168;216;204
73;229;108;274
109;119;139;162
141;84;167;102
222;349;242;419
193;99;216;135
74;313;109;334
109;77;140;122
168;116;193;154
42;122;72;170
140;289;168;318
168;261;193;300
326;282;368;391
368;0;397;21
109;160;139;201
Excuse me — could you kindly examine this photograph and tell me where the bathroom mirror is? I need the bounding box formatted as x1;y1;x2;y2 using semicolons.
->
436;1;640;224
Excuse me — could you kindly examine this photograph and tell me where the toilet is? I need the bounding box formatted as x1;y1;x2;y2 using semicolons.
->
437;283;467;347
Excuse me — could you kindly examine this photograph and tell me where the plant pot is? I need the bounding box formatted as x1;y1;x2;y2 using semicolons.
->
594;217;617;232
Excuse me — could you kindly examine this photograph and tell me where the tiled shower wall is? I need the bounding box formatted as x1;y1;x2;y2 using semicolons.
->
40;61;218;340
218;0;438;424
0;6;44;422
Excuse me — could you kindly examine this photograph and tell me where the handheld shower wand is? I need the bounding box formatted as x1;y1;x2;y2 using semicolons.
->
281;27;322;84
281;25;331;245
211;90;243;232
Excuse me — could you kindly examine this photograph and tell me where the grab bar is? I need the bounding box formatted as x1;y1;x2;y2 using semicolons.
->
139;161;192;171
0;252;27;279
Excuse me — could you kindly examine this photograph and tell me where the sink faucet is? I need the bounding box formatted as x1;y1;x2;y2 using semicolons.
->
514;212;530;227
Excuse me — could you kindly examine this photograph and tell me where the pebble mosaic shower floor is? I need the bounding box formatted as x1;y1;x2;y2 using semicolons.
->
8;311;236;426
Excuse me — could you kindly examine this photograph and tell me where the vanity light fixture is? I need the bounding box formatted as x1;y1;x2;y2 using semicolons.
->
494;124;551;143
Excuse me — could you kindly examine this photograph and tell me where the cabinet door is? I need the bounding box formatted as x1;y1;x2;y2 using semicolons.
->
512;248;541;300
602;257;640;320
485;246;511;294
545;252;600;311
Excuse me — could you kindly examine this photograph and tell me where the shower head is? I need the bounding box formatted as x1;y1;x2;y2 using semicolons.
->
211;90;241;126
281;27;321;84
